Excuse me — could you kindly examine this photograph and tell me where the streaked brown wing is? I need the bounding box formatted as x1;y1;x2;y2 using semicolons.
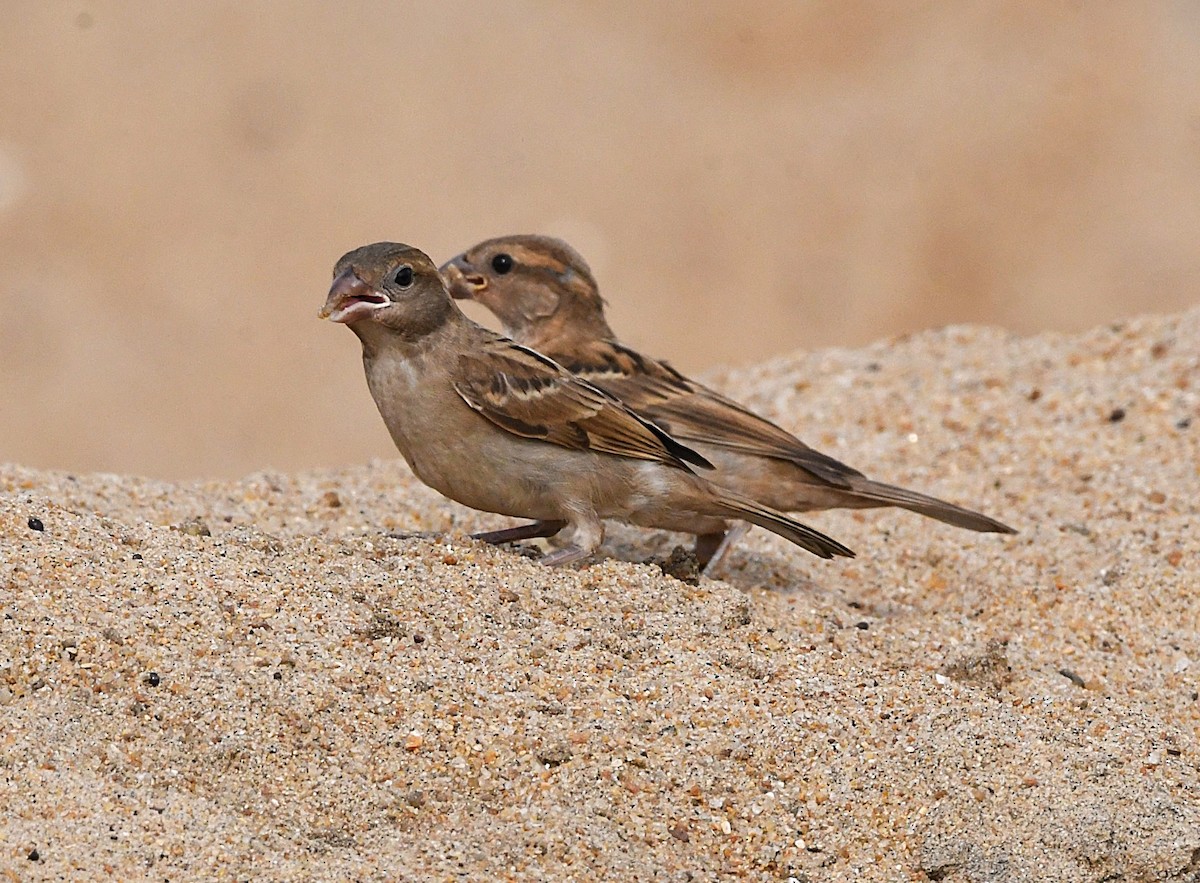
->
453;338;707;470
561;339;862;488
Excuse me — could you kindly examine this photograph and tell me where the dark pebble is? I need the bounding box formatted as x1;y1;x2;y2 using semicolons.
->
1108;408;1126;423
28;849;39;861
412;634;425;644
1176;418;1191;430
132;553;143;560
145;672;161;687
855;621;870;630
273;671;282;680
27;517;44;532
1059;668;1085;687
654;545;701;586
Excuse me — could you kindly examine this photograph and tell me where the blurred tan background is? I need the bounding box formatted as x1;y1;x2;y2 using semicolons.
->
2;2;1198;479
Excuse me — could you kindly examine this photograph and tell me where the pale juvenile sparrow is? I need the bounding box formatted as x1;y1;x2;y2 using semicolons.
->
441;235;1016;543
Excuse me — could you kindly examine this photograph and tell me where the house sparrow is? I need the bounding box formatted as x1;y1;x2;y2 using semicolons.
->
321;242;854;568
440;235;1016;538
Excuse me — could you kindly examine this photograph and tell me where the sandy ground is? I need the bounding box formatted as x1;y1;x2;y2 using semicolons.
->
2;311;1199;881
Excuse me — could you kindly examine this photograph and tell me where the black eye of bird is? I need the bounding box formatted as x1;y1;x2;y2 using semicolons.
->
394;266;414;288
491;253;514;275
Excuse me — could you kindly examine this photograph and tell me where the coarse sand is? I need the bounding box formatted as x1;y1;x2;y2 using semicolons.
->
2;312;1199;881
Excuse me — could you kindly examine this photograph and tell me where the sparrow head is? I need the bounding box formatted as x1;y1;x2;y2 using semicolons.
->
440;235;613;346
322;242;454;341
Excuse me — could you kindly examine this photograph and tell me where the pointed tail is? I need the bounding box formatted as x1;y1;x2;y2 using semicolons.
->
843;478;1016;534
715;490;855;560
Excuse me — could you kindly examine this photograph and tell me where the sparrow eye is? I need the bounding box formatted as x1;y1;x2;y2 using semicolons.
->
394;266;414;288
491;253;514;275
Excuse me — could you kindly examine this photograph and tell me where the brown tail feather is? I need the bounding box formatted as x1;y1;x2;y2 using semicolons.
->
715;491;855;560
844;478;1016;534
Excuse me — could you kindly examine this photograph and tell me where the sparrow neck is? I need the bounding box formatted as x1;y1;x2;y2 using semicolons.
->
517;309;616;356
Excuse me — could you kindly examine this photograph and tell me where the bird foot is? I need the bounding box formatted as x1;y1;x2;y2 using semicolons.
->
698;523;751;578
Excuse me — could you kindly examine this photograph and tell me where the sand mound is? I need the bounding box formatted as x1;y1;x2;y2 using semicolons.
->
3;312;1199;880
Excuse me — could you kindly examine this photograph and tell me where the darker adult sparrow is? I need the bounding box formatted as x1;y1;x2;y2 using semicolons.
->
321;242;854;568
441;235;1015;538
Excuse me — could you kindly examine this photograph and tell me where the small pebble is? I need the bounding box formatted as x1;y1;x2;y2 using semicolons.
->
653;545;701;586
27;517;44;531
537;742;572;767
1059;668;1086;688
177;518;211;537
145;672;161;687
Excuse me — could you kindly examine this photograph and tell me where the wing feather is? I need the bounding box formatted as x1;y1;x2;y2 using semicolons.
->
559;340;863;488
453;338;710;470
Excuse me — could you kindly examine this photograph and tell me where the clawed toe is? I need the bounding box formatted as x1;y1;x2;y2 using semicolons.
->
539;544;591;567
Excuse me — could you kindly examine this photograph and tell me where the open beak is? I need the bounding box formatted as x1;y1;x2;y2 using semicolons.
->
439;259;487;301
320;269;389;323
